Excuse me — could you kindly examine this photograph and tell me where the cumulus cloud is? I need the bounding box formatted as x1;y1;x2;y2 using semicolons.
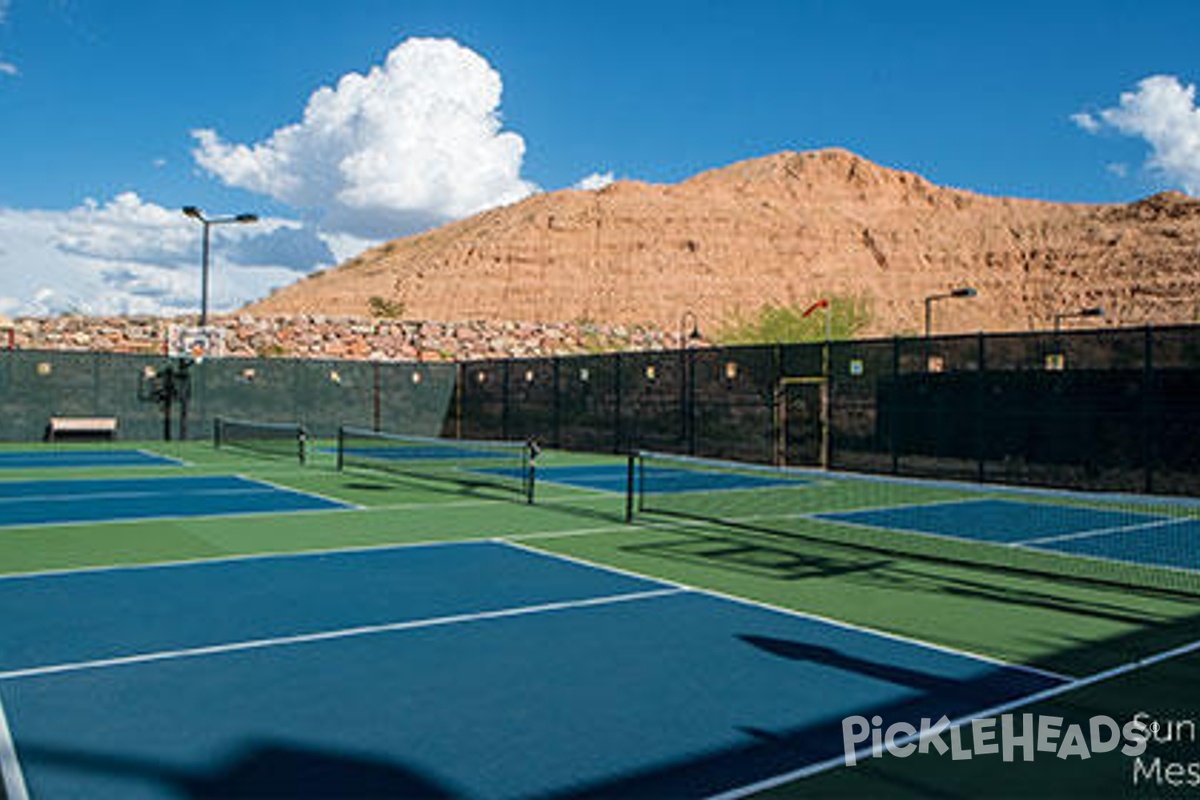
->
0;194;339;316
192;37;538;239
1074;74;1200;195
55;192;196;264
575;171;616;191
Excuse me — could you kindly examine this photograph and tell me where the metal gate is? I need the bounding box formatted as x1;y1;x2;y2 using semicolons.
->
775;377;828;468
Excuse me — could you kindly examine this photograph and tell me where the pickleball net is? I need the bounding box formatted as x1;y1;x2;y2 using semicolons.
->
213;417;307;464
627;449;1200;598
337;426;536;504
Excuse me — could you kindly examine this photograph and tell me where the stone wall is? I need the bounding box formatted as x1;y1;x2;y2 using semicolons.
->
2;315;696;361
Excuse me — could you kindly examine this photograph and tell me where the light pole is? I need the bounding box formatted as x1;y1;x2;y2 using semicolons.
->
924;287;977;338
679;310;701;349
1053;306;1104;333
183;206;258;327
678;311;700;454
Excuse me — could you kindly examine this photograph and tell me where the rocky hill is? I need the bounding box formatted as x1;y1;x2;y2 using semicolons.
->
246;149;1200;337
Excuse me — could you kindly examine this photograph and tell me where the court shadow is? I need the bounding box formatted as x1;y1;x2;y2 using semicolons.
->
738;634;978;698
624;527;891;581
336;464;528;506
341;481;398;492
927;571;1177;627
20;739;455;799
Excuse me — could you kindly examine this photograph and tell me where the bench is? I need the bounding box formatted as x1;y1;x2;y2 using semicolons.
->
46;416;119;442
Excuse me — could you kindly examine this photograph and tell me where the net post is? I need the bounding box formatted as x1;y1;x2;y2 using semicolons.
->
625;452;636;523
297;425;308;466
213;416;223;449
336;426;345;472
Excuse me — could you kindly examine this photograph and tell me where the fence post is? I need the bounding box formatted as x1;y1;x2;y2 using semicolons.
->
501;360;511;441
613;352;624;454
453;361;463;440
372;362;382;432
976;331;986;483
552;357;562;449
686;347;697;455
890;336;900;475
1143;325;1154;494
771;343;782;466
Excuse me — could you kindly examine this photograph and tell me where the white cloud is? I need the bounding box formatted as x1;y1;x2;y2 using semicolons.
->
55;192;196;264
0;194;341;317
0;0;15;78
1069;112;1100;134
0;35;541;316
192;37;537;240
1075;74;1200;195
575;171;616;191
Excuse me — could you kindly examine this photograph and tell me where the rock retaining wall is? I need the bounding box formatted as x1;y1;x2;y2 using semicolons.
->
1;315;695;361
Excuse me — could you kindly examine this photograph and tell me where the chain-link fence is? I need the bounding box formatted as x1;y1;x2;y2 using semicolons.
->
0;351;456;443
3;323;1198;496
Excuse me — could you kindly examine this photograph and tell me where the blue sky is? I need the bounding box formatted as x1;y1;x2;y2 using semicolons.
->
1;0;1198;317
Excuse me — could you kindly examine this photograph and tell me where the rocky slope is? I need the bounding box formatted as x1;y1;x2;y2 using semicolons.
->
246;149;1200;336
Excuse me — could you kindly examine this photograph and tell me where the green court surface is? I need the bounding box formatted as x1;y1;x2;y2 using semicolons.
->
1;439;1198;798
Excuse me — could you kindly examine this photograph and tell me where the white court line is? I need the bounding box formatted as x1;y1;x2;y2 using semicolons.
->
496;539;1071;684
0;587;684;682
336;497;511;514
233;473;362;511
134;448;191;467
0;486;276;506
507;523;632;542
507;509;808;544
0;537;499;583
1019;515;1194;547
0;476;354;532
0;510;755;583
0;503;353;534
0;689;29;800
708;634;1200;800
0;519;635;583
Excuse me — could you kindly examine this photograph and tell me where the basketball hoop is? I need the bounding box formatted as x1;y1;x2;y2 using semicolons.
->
168;324;225;362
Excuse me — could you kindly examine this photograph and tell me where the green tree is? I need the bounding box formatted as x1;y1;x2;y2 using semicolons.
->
715;296;872;345
368;296;406;318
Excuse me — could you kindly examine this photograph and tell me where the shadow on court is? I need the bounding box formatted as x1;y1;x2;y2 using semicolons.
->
20;739;455;799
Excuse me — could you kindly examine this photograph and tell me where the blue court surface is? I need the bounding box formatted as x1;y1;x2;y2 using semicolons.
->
529;463;809;495
0;475;350;528
0;541;1063;799
819;498;1200;572
0;449;181;470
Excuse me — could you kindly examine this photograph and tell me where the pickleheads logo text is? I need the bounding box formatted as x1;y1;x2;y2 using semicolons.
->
841;713;1150;766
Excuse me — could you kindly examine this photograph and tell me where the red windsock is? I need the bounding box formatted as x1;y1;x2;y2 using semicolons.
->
802;299;830;318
